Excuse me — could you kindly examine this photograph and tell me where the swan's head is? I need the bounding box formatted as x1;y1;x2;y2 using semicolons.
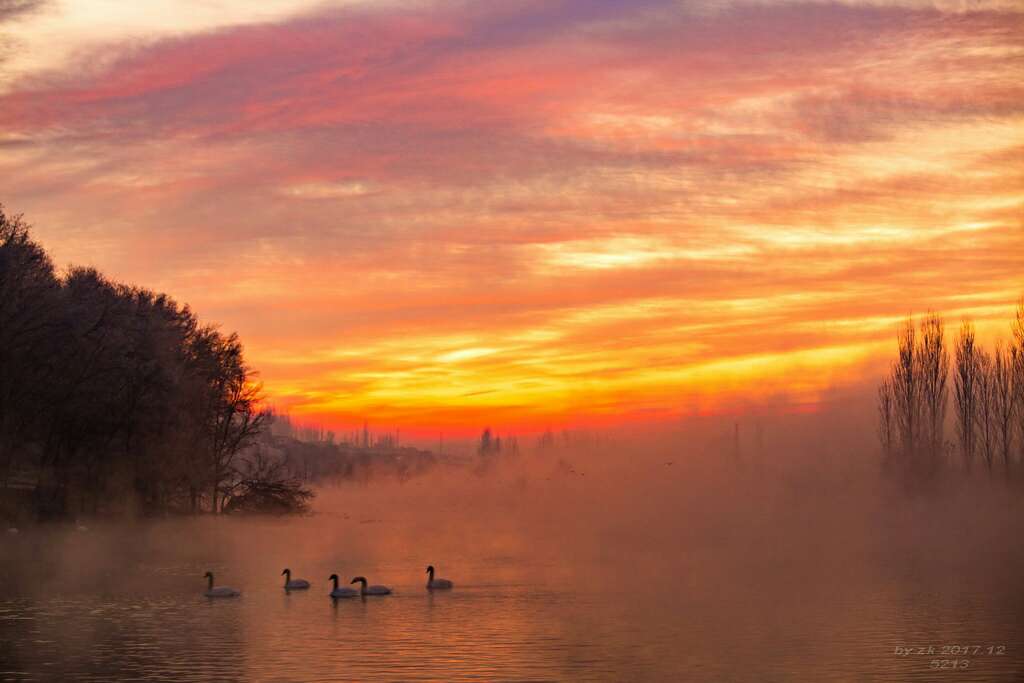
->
350;576;367;585
426;565;434;574
281;568;290;577
328;573;338;581
204;571;213;579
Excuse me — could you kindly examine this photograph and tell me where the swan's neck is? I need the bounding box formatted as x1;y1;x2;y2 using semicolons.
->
427;567;434;581
331;576;338;590
283;570;290;586
358;579;367;594
207;575;214;590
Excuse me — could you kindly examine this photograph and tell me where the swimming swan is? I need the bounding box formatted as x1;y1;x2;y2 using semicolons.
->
328;574;359;598
281;568;311;590
426;565;454;590
350;576;391;595
204;571;240;598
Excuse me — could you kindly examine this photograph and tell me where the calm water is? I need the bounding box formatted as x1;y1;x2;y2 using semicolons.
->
2;466;1022;681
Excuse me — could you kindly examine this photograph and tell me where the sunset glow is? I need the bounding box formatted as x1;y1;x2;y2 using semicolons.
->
2;0;1021;436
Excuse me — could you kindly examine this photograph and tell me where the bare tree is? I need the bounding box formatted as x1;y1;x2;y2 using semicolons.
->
954;321;980;472
991;342;1015;477
975;349;997;473
221;448;313;515
891;318;920;469
877;376;896;466
917;312;949;474
190;329;268;513
1012;299;1024;470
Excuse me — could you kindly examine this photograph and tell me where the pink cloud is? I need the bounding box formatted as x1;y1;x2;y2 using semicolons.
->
1;0;1021;427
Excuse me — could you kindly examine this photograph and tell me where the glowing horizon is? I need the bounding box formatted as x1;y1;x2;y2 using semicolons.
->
2;0;1021;437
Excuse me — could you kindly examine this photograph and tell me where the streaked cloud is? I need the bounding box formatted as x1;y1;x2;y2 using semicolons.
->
1;0;1021;434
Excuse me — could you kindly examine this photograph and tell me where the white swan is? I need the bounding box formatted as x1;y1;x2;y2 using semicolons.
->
204;571;240;598
426;565;454;590
350;576;391;596
281;568;310;590
328;574;359;598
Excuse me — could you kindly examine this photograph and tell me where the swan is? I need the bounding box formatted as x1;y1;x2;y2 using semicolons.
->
328;574;359;598
281;568;310;590
426;565;453;590
350;576;391;596
203;571;240;598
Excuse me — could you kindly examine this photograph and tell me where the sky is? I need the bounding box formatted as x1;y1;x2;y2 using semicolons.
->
1;0;1021;437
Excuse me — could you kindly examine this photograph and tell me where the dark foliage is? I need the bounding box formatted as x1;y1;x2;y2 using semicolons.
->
0;206;295;519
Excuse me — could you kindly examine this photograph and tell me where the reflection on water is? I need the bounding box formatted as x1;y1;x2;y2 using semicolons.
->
1;463;1022;681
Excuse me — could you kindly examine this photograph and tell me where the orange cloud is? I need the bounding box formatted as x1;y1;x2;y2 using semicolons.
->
1;0;1021;438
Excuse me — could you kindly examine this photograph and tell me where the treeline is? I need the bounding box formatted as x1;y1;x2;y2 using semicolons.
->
877;302;1024;484
258;429;438;485
0;207;283;519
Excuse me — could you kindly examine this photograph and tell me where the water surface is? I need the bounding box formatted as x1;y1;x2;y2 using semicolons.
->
2;462;1022;681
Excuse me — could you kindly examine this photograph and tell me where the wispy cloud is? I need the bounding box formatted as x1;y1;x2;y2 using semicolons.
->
1;0;1021;432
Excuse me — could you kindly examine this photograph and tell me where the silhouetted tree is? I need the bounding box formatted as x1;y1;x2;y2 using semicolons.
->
954;322;981;472
0;207;61;490
991;342;1015;476
221;449;312;515
917;313;949;474
1012;300;1024;471
877;377;896;466
975;348;997;473
188;327;268;513
0;208;273;518
878;314;950;481
889;318;920;472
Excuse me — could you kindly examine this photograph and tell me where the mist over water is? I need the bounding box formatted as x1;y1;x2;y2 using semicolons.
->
2;410;1023;681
